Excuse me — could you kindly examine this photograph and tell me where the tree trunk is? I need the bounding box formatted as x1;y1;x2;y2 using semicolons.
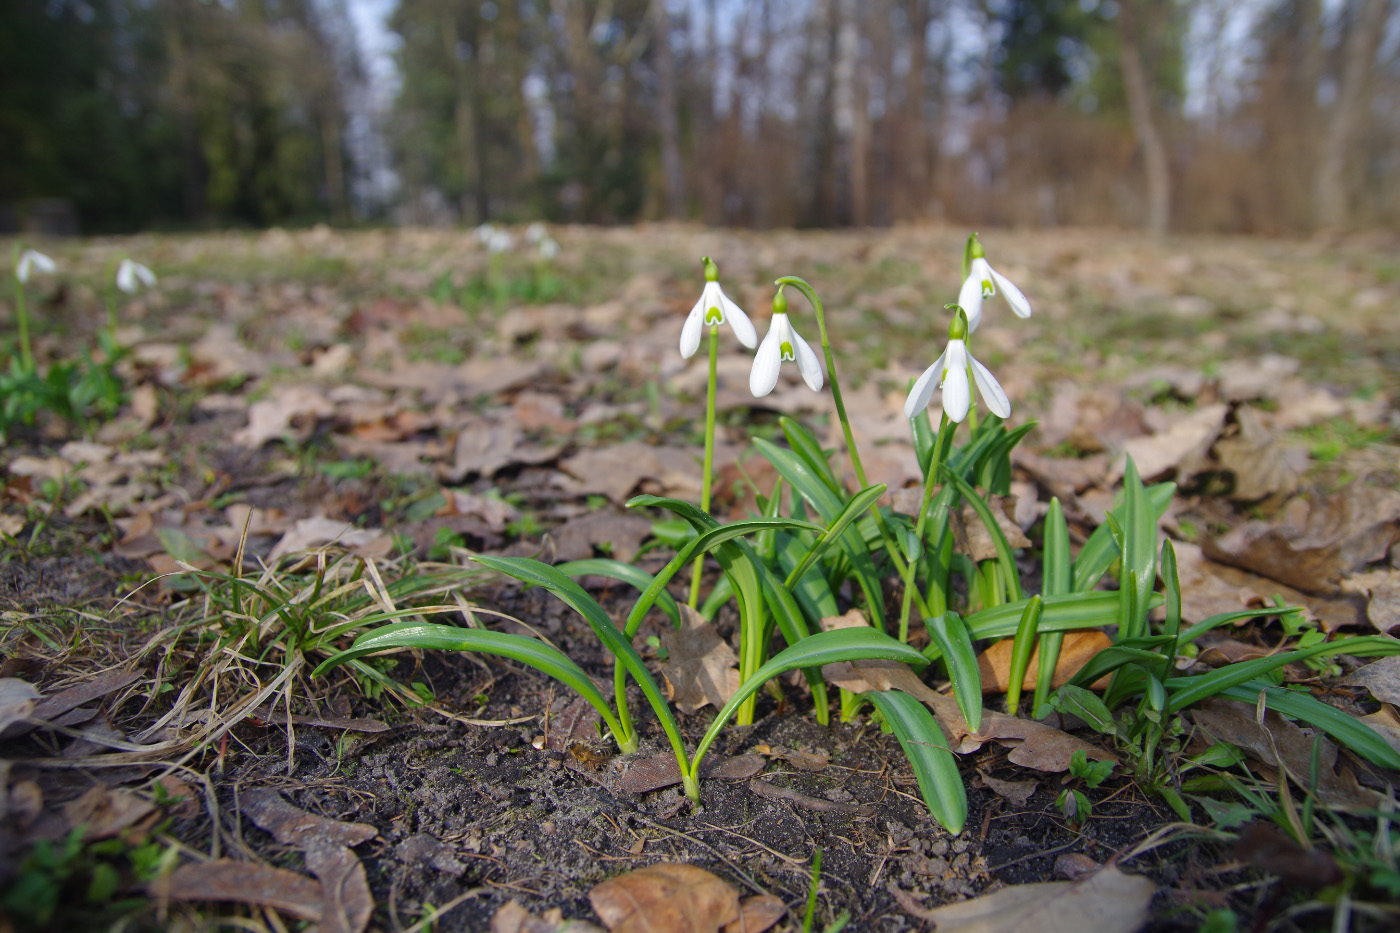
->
652;0;685;219
1314;0;1388;230
1117;0;1171;234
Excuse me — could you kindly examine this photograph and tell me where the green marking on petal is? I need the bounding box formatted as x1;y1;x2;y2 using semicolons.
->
705;306;723;325
780;341;795;360
981;279;994;298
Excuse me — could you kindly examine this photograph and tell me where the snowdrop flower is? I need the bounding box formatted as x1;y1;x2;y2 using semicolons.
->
15;249;56;284
473;222;497;244
679;256;757;359
116;259;157;294
537;235;560;260
957;234;1030;333
524;222;548;244
750;288;823;397
904;309;1010;424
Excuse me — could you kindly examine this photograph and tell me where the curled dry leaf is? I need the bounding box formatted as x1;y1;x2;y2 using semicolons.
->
1340;569;1400;635
978;770;1038;807
1115;403;1227;483
0;678;41;736
491;900;608;933
266;516;393;563
1171;540;1360;631
659;606;741;714
1234;822;1343;888
917;865;1155;933
151;860;325;921
1213;406;1304;501
1339;655;1400;706
550;510;654;564
233;384;335;448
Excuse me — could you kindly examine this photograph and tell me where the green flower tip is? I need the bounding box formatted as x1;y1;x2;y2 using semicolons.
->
702;256;719;282
772;286;788;316
945;304;969;340
966;233;985;260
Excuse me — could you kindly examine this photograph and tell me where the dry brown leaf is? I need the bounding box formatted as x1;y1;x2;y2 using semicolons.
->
240;788;377;849
559;442;720;503
976;630;1113;693
1340;569;1400;634
448;419;563;480
150;859;324;921
1356;706;1400;756
612;751;765;794
267;516;393;563
1053;852;1101;881
724;895;785;933
550;510;654;564
917;865;1155;933
978;770;1038;806
659;606;741;714
62;786;157;841
1217;354;1300;401
589;863;740;933
1213;407;1305;501
1188;698;1381;809
1234;822;1342;888
1116;403;1227;482
1170;541;1360;631
234;385;335;448
1340;656;1400;706
958;498;1033;562
1204;485;1400;595
0;678;40;736
491;900;608;933
823;659;1116;772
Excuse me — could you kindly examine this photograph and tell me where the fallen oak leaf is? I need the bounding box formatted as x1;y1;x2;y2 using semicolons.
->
917;864;1155;932
0;670;140;740
1339;655;1400;706
976;630;1112;693
1234;822;1342;888
590;863;750;933
659;606;741;713
240;788;376;849
491;900;608;932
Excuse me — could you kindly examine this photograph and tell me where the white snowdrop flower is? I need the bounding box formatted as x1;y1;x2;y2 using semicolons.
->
750;290;823;397
486;228;513;254
15;249;56;284
904;312;1009;424
473;222;497;244
957;234;1030;333
679;257;758;359
524;222;548;244
537;236;560;260
116;259;157;294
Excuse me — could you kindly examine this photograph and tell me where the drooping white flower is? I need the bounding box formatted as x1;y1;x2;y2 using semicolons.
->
905;333;1010;424
750;297;823;397
679;257;757;359
15;249;56;284
957;235;1030;333
537;235;560;260
116;259;157;294
524;222;548;244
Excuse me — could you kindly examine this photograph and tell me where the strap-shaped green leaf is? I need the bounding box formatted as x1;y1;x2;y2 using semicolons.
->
864;689;968;834
691;628;928;774
925;612;983;732
555;559;681;629
471;555;685;762
1072;480;1174;593
961;591;1142;644
1166;635;1400;713
1177;605;1303;645
779;416;841;496
1213;681;1400;771
941;468;1022;602
311;622;624;740
1111;457;1158;640
785;483;887;586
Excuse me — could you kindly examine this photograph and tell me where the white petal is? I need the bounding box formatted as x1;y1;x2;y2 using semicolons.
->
990;267;1031;318
17;249;55;283
791;326;824;391
701;282;726;324
720;290;757;348
904;350;947;419
135;262;157;287
940;341;970;423
750;326;783;397
969;353;1011;418
958;273;985;333
679;306;704;358
116;260;137;294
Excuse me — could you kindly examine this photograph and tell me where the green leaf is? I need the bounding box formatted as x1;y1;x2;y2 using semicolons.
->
925;612;983;732
1067;643;1171;690
1177;606;1304;645
780;416;841;495
1053;684;1118;736
312;622;624;738
1213;681;1400;770
785;484;887;586
941;469;1022;601
753;438;888;629
1166;636;1400;714
1006;595;1042;714
555;559;680;629
864;689;968;834
1042;498;1071;598
1072;481;1174;592
1112;457;1158;639
691;628;928;773
959;592;1149;646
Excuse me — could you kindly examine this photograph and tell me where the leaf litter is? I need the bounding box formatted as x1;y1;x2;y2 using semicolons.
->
3;226;1399;929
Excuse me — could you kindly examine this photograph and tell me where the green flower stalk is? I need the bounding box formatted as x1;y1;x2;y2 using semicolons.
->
680;257;757;607
12;247;56;374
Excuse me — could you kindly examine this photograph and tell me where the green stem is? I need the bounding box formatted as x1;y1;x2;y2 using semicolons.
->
774;276;932;620
14;280;33;375
688;324;719;608
897;415;956;642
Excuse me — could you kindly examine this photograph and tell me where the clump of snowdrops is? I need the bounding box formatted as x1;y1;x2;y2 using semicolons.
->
318;234;1400;831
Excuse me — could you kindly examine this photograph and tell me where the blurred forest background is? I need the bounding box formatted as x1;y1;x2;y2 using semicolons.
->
3;0;1398;235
